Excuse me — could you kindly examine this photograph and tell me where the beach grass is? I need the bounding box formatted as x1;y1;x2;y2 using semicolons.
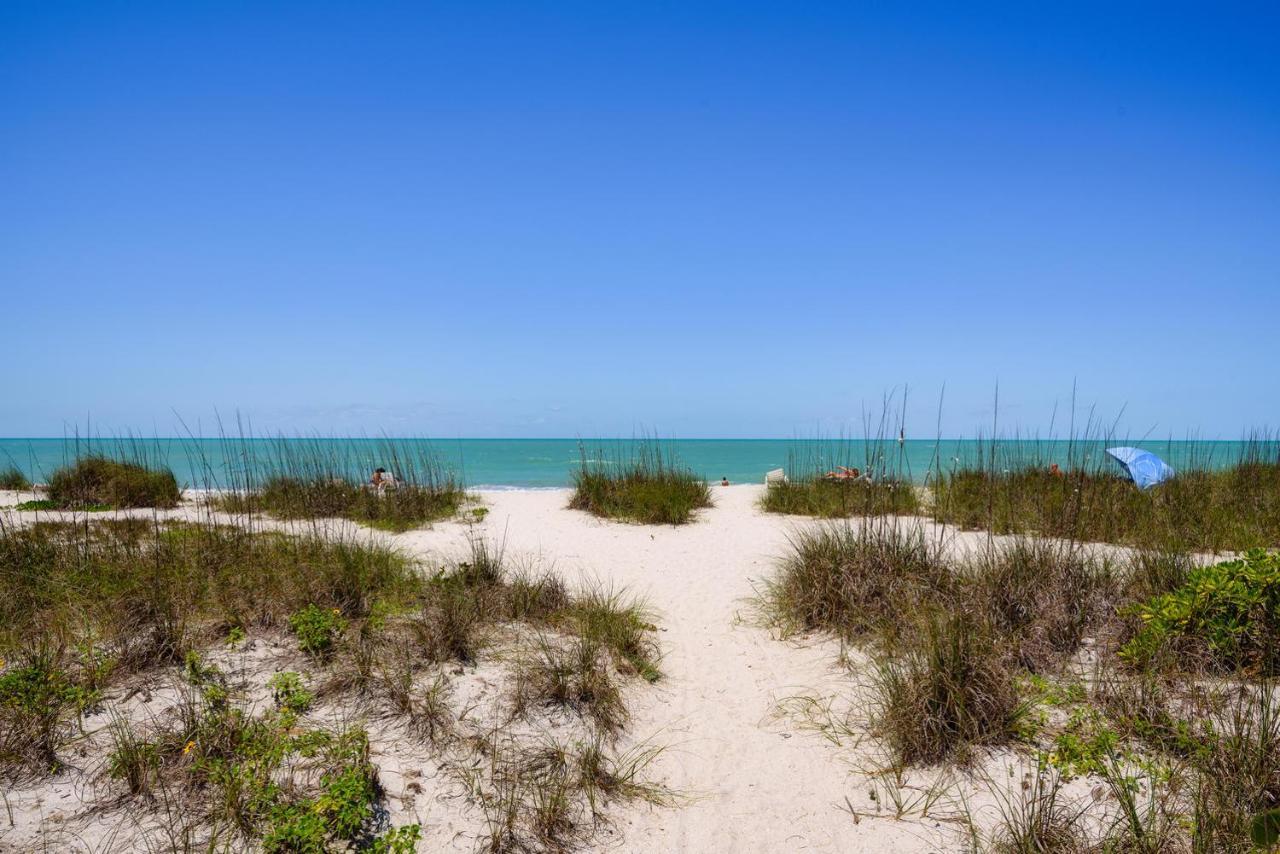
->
763;520;950;643
764;491;1280;850
45;455;181;509
569;440;711;525
213;434;466;531
761;477;920;518
0;466;31;491
760;430;921;519
931;436;1280;551
872;610;1026;766
0;515;663;850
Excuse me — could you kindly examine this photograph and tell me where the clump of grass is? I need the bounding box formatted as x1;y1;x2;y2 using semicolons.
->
765;520;950;643
872;611;1026;766
761;476;919;518
215;434;466;531
47;455;180;509
966;538;1114;672
0;466;31;491
516;636;627;732
984;762;1088;854
569;440;711;525
470;736;670;853
221;474;464;532
562;586;662;682
1189;684;1280;851
0;518;416;672
1122;549;1280;675
933;437;1280;551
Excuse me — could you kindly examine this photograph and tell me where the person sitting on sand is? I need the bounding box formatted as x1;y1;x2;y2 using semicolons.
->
721;477;730;486
1050;463;1064;477
371;468;397;492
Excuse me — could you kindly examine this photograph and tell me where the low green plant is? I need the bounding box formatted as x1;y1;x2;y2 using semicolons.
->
14;499;59;511
1041;707;1120;779
0;650;95;777
288;605;347;657
369;824;422;854
107;715;159;796
1122;549;1280;674
47;455;180;509
267;671;314;714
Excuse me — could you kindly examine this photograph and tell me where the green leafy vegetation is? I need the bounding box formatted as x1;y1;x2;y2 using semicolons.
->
289;604;347;657
14;499;59;511
1123;549;1280;674
0;650;98;777
569;441;711;525
267;671;314;713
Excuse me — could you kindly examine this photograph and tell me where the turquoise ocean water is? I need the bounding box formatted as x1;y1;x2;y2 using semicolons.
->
0;438;1273;490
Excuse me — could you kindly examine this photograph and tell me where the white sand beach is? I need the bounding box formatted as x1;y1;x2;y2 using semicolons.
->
2;484;1126;853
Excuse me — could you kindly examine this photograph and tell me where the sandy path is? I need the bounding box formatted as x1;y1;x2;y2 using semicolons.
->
397;486;955;853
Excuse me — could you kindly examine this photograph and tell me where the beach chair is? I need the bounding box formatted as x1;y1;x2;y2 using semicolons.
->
764;468;786;485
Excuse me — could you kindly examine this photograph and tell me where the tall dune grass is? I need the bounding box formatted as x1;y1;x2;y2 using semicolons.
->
213;433;466;531
932;433;1280;551
569;439;711;525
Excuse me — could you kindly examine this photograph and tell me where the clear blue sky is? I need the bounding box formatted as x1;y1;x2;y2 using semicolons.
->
3;1;1277;438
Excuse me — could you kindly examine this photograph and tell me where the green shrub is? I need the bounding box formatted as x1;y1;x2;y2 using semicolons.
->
14;499;59;511
262;803;328;853
370;824;422;854
0;467;31;491
288;605;347;657
1123;549;1280;674
47;456;180;509
267;672;313;714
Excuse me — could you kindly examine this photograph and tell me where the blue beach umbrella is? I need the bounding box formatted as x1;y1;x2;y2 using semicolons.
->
1106;447;1175;490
